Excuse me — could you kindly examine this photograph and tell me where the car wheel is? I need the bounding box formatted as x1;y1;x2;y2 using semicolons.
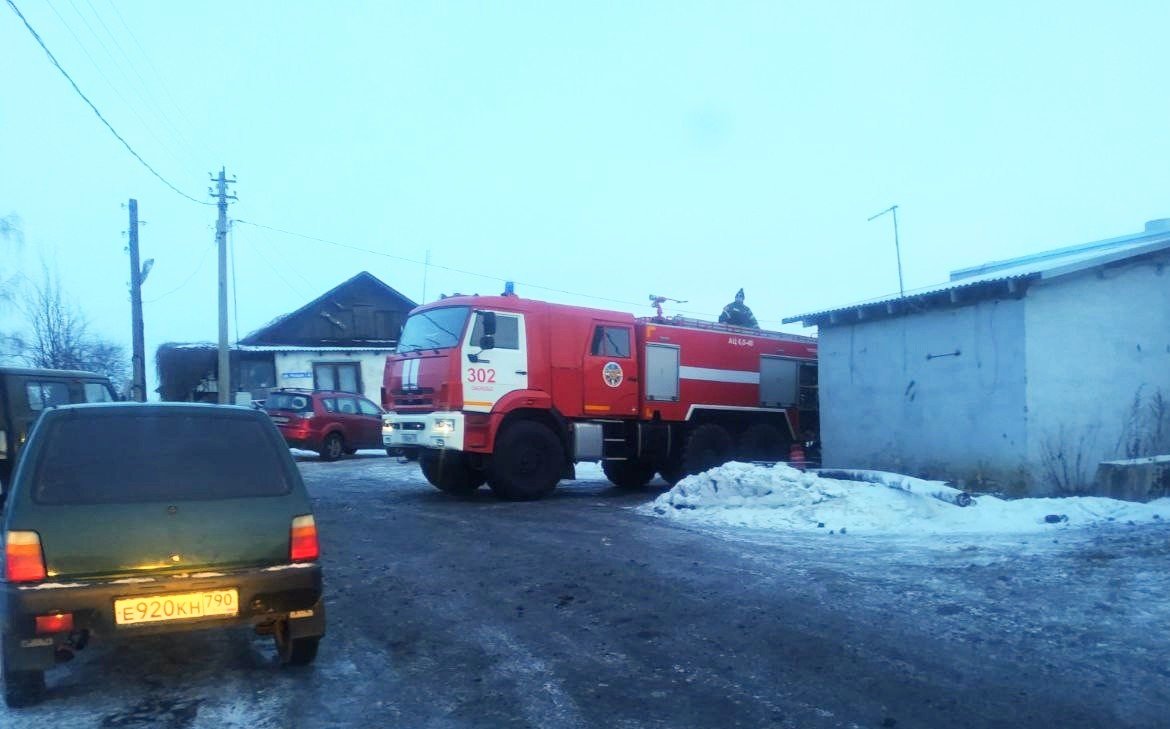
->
319;433;344;461
275;620;319;666
681;424;734;477
2;648;45;708
487;421;564;500
419;450;485;496
343;447;357;455
602;459;656;489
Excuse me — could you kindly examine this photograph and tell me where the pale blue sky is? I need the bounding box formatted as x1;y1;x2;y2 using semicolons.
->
2;2;1168;377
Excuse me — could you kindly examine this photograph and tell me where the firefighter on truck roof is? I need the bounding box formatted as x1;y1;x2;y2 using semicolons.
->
718;288;759;328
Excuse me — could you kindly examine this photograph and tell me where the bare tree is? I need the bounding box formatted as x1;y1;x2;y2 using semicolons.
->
16;265;129;393
0;214;23;348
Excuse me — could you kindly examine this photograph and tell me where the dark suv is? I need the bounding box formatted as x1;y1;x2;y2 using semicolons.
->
0;367;116;502
264;389;384;461
0;403;325;707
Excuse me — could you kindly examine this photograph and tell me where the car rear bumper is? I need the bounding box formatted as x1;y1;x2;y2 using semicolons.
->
2;562;324;670
276;428;319;450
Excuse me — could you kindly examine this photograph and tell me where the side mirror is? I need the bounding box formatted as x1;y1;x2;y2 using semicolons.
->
480;311;497;336
478;311;497;349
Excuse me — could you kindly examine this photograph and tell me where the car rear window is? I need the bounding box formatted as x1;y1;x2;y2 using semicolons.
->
265;392;314;413
31;412;292;505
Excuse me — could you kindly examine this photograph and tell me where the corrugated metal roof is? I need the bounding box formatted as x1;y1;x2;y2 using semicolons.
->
784;221;1170;327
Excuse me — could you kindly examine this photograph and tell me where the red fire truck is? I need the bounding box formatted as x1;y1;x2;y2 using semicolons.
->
382;294;817;500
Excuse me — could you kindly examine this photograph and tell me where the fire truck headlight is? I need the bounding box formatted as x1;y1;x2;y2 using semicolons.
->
433;418;456;435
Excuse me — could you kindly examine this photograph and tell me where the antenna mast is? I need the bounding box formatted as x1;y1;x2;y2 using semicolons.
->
867;204;904;297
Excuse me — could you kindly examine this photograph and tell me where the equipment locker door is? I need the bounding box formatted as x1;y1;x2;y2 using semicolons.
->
644;344;679;402
582;323;638;417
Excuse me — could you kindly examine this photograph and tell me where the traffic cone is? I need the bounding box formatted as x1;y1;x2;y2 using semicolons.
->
788;442;806;470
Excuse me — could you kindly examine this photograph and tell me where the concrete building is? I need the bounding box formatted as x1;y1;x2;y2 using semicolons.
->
786;220;1170;496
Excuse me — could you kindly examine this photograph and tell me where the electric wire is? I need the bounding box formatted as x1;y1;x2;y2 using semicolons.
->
43;0;191;176
101;0;218;163
5;0;213;206
71;0;203;171
143;239;216;304
233;223;307;299
229;220;240;346
232;219;729;320
249;224;318;292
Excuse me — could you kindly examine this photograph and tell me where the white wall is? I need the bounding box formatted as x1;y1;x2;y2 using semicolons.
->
1024;252;1170;493
273;350;392;405
818;297;1028;490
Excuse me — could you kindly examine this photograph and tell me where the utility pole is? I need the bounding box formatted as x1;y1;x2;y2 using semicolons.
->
210;168;237;404
127;199;146;401
867;204;905;297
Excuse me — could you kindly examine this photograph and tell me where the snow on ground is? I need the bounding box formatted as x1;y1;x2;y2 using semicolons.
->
638;461;1169;536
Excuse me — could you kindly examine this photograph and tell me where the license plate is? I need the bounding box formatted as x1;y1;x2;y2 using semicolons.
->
270;416;289;424
114;589;239;626
401;433;417;443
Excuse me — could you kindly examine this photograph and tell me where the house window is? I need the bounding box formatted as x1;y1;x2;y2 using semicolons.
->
591;326;631;358
375;310;400;339
314;362;362;393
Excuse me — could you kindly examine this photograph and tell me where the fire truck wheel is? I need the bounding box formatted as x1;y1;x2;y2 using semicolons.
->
681;423;734;477
738;424;787;461
602;459;656;489
488;421;564;500
419;450;485;496
658;461;686;487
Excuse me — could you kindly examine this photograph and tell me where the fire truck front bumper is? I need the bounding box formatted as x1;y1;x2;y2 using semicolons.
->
384;411;466;452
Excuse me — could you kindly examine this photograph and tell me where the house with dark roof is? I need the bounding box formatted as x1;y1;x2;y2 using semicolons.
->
785;219;1170;496
157;272;416;404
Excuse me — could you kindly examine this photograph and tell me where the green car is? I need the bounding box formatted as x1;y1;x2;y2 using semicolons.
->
1;403;326;707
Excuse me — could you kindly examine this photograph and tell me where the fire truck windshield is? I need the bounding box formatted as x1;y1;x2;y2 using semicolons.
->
397;306;470;352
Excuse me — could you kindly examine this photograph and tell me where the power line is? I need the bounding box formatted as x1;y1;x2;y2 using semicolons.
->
68;0;203;172
49;0;189;172
233;222;307;299
232;219;733;320
143;239;215;303
101;0;218;163
247;224;318;291
229;220;240;347
5;0;212;206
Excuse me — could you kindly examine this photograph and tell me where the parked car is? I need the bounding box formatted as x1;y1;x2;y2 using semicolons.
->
0;403;325;707
264;388;384;461
0;367;116;505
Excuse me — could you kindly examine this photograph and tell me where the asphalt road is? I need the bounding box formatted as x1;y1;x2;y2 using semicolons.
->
4;454;1169;728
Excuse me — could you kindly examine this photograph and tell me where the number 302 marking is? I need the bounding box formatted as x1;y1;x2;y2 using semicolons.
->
466;367;496;383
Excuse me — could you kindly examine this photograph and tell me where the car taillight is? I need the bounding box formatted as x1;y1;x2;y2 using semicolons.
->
35;613;73;634
289;515;319;562
5;531;47;583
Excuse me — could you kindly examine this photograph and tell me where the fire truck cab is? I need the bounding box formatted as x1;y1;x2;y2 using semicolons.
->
383;295;816;500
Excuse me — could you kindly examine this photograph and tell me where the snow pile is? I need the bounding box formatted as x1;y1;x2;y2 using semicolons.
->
640;462;1170;536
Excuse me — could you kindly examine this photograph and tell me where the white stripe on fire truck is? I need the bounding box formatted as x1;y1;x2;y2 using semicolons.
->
403;358;420;389
678;366;759;385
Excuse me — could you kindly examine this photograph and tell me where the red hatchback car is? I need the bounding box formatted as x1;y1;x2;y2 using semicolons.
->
264;389;384;460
